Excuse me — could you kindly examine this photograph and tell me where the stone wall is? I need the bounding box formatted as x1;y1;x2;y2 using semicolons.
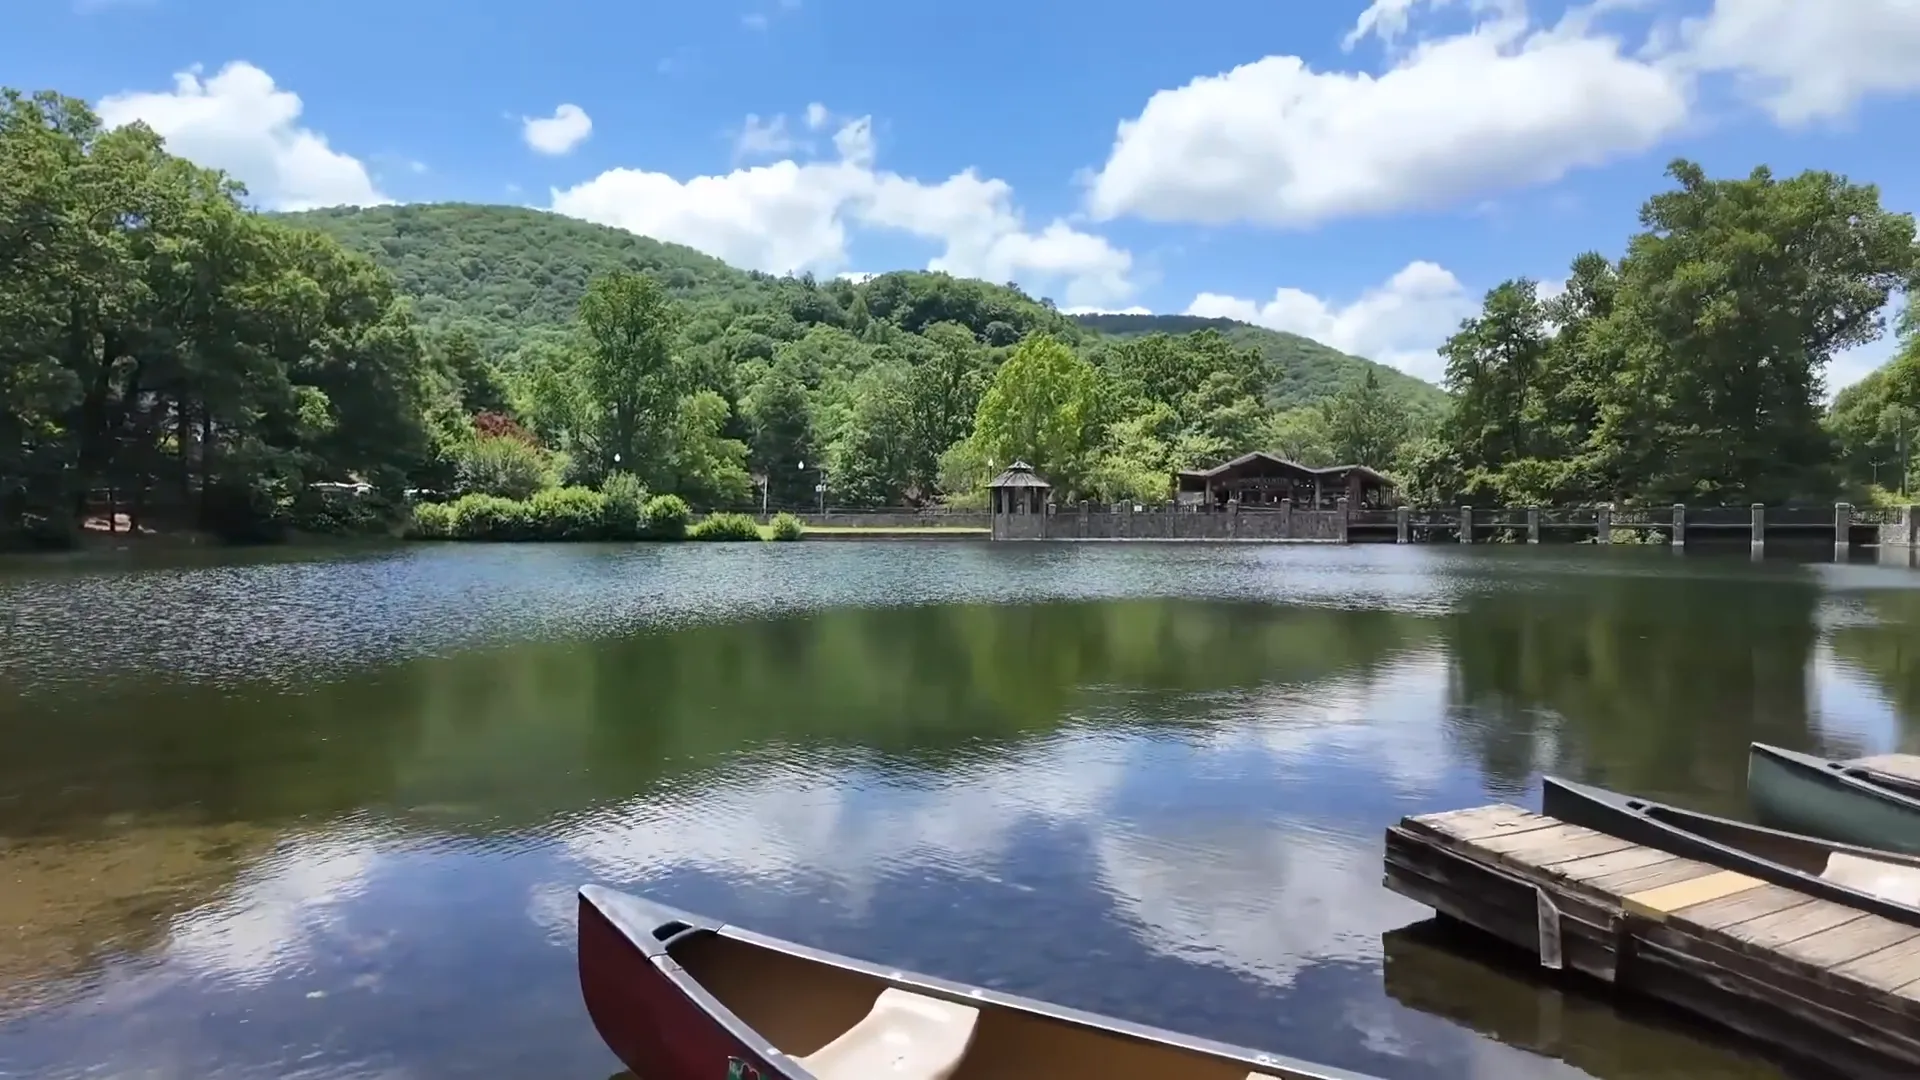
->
993;503;1348;542
694;511;992;529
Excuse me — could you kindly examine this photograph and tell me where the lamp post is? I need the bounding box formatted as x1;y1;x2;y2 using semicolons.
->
799;460;826;515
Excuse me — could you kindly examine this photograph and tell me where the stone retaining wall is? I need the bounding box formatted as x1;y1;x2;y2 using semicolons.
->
994;503;1348;542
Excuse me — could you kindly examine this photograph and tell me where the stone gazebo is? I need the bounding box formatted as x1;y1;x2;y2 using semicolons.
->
987;460;1052;540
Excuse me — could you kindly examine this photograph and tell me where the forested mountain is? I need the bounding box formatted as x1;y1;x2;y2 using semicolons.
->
282;203;1435;416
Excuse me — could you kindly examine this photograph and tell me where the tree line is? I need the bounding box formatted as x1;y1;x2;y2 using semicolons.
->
8;82;1916;552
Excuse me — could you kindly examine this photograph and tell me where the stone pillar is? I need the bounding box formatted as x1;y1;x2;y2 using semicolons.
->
1336;497;1350;543
1281;498;1294;539
1596;503;1612;545
1227;497;1239;539
1672;503;1686;547
1908;505;1920;547
1079;499;1089;541
1459;505;1473;544
1836;502;1852;549
1395;505;1410;544
1751;503;1765;548
1526;507;1541;545
1165;499;1175;538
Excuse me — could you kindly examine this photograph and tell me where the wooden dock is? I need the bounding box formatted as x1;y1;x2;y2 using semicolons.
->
1383;803;1920;1079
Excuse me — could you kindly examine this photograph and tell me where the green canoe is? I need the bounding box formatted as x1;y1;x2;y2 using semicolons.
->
1748;743;1920;856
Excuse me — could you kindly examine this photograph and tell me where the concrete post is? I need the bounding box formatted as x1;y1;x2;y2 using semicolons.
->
1526;507;1541;545
1281;498;1293;539
1908;505;1920;547
1459;505;1473;544
1336;497;1350;543
1596;503;1612;544
1165;499;1174;538
1751;503;1765;548
1835;502;1852;549
1672;503;1686;547
1395;505;1410;544
1226;497;1238;539
1079;499;1089;541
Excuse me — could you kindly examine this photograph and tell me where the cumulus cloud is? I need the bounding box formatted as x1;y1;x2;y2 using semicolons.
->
522;103;592;156
551;115;1137;308
1187;261;1477;382
804;102;831;131
1085;5;1689;228
95;62;386;211
1675;0;1920;124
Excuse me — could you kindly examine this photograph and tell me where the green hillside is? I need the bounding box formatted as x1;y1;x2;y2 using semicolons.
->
284;204;1443;413
1072;313;1446;415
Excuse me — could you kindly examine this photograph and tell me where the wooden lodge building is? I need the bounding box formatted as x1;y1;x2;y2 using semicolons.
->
1174;452;1394;510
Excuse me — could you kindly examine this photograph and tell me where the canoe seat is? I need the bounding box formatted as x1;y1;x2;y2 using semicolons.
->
797;987;979;1080
1823;851;1920;906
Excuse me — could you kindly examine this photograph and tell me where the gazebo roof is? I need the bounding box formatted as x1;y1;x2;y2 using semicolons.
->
986;460;1052;489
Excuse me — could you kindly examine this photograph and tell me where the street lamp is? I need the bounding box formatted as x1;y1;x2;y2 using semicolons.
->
799;460;826;515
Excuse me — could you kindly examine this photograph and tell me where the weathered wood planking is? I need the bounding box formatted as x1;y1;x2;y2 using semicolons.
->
1384;803;1920;1077
1853;752;1920;784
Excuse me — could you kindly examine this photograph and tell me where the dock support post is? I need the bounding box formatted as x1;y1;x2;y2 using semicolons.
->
1281;498;1293;539
1836;502;1852;551
1079;499;1089;540
1596;503;1612;544
1908;505;1920;547
1396;505;1410;544
1459;505;1473;544
1526;507;1540;544
1751;503;1765;550
1226;497;1237;539
1672;503;1686;547
1337;497;1350;543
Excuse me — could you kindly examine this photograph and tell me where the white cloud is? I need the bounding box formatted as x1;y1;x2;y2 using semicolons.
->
166;831;377;987
1064;305;1153;316
522;103;592;156
96;62;386;211
804;102;831;131
551;116;1136;307
734;113;801;161
1675;0;1920;124
1187;261;1476;382
1085;4;1689;228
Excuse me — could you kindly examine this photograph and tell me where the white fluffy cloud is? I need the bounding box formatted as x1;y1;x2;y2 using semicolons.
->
551;114;1136;308
1676;0;1920;124
1187;261;1478;381
96;62;386;211
734;112;802;161
522;103;592;156
1085;5;1689;227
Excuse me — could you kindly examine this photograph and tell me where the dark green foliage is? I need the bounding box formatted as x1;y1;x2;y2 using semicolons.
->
643;494;690;539
689;512;764;541
768;512;805;541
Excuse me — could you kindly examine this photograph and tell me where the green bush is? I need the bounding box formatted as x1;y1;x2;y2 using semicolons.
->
450;493;533;540
689;512;764;541
643;494;690;540
527;486;608;540
409;501;455;539
600;472;649;539
454;434;556;500
768;512;806;541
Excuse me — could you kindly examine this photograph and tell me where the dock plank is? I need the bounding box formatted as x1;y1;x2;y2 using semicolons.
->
1852;753;1920;784
1383;801;1920;1075
1779;917;1920;971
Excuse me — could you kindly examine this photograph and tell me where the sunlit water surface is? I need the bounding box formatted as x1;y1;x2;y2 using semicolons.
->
5;540;1920;1079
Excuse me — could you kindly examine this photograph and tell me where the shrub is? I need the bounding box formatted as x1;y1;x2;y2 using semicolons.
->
527;486;608;541
600;472;649;540
689;512;764;541
768;512;806;541
643;494;690;540
449;493;532;540
455;434;556;500
409;501;456;539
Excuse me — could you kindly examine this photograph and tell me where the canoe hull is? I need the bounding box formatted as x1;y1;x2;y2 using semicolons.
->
1540;776;1920;927
1748;744;1920;856
578;888;794;1080
577;884;1379;1080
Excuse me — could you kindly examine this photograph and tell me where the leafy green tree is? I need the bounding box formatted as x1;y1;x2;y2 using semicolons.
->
741;359;815;506
964;333;1105;496
1320;369;1412;468
576;270;684;483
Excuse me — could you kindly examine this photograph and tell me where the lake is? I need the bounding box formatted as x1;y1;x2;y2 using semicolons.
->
3;540;1918;1079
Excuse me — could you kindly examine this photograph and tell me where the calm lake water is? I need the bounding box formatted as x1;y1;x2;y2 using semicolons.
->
4;540;1920;1079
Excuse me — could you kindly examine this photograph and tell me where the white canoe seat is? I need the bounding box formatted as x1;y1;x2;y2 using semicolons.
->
797;987;980;1080
1823;851;1920;907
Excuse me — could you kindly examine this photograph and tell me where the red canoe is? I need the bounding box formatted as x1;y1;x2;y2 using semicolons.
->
578;884;1383;1080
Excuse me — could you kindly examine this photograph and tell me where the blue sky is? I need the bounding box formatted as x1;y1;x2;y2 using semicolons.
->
8;0;1919;388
